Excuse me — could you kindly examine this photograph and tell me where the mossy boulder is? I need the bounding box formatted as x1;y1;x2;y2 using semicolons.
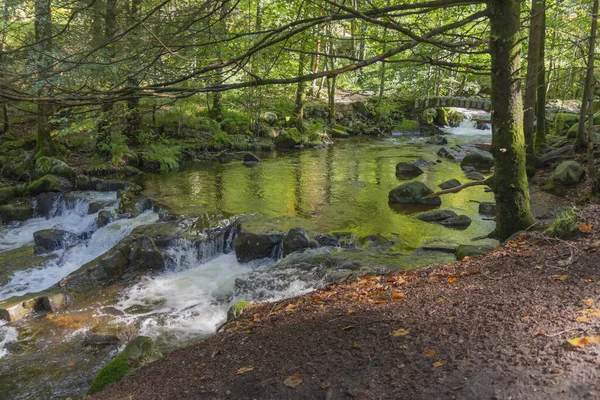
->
282;228;317;257
34;157;76;179
438;179;461;190
456;244;496;260
87;336;163;395
0;201;33;223
460;152;494;171
275;129;302;148
552;113;579;136
33;229;77;255
439;215;472;228
388;181;442;206
0;185;25;205
552;161;584;186
226;300;252;322
26;174;73;195
417;209;457;222
395;162;424;178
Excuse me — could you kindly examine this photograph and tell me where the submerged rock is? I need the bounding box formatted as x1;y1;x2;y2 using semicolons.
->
465;171;486;181
552;161;584;186
479;202;496;215
460;152;494;171
388;182;441;206
33;229;76;255
427;135;448;145
395;162;424;178
417;210;457;222
282;228;317;257
456;244;496;260
87;336;163;395
234;232;283;263
438;179;461;190
0;291;73;321
439;215;472;228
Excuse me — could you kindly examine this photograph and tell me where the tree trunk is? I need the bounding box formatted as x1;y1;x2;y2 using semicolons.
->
34;0;56;157
124;0;142;143
488;0;535;240
0;0;9;135
294;52;307;130
535;2;547;147
576;0;598;153
210;0;229;122
96;0;117;154
523;0;543;163
586;0;599;193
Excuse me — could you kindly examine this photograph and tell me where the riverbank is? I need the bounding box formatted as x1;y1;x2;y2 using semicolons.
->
92;205;600;400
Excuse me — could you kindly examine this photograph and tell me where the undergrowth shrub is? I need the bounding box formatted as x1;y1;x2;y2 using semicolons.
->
142;142;182;172
543;208;579;238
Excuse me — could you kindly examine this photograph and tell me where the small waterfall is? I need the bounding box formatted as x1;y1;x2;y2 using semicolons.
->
0;210;159;301
0;322;18;359
0;191;118;252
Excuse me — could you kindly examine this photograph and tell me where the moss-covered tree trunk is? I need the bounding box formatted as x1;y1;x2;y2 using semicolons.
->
34;0;57;157
534;1;547;147
0;0;9;135
294;52;307;130
488;0;535;240
586;0;599;193
523;0;544;163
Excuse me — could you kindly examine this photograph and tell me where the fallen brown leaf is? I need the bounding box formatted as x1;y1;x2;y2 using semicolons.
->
392;328;410;337
283;373;303;388
576;316;591;323
548;274;568;281
567;336;600;348
447;277;457;283
433;360;447;368
424;348;436;358
582;298;595;307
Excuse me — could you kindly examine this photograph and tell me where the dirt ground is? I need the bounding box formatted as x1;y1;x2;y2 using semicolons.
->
92;206;600;400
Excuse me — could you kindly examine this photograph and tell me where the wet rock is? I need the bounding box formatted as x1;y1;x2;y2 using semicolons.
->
75;175;101;191
35;156;76;179
97;210;113;228
462;166;476;173
34;192;61;218
439;215;472;228
456;244;496;260
552;160;584;185
88;201;105;214
0;201;33;223
420;124;445;136
26;174;73;195
275;130;302;148
460;152;494;171
479;202;496;215
476;121;491;130
437;146;465;161
427;135;448;145
120;166;142;176
395;162;424;177
438;179;461;190
33;229;76;254
363;234;395;246
217;152;235;163
95;180;128;192
412;159;436;167
315;234;339;247
420;245;457;254
243;153;260;163
83;334;120;347
234;232;283;263
62;234;166;288
465;171;486;181
88;336;163;395
261;111;278;125
417;209;457;222
388;182;441;206
283;228;317;257
0;291;73;321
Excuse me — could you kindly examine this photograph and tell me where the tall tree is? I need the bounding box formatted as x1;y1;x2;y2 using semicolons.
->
34;0;56;157
523;0;544;164
577;0;599;153
488;0;535;240
534;2;547;148
585;0;599;193
0;0;9;135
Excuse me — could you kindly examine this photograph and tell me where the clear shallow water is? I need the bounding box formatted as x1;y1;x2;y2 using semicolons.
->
141;125;495;252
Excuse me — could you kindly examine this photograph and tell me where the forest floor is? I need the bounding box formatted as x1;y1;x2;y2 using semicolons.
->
92;206;600;400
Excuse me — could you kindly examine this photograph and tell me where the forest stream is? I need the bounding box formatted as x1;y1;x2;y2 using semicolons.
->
0;115;503;399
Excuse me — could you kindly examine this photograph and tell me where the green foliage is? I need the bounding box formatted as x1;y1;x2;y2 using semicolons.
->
221;109;252;135
393;119;420;132
543;208;579;238
142;143;182;172
420;108;437;126
99;133;133;167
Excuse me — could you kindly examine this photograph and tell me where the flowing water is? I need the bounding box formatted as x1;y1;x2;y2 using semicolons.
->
0;118;497;397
